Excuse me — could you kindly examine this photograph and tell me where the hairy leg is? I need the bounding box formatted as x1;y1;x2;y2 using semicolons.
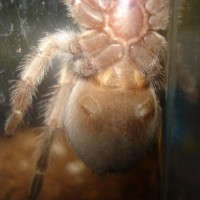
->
5;31;78;135
29;67;75;200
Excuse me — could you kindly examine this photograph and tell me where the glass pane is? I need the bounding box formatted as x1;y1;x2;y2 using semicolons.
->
164;0;200;199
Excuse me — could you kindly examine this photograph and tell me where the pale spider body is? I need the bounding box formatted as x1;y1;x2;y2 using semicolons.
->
5;0;168;199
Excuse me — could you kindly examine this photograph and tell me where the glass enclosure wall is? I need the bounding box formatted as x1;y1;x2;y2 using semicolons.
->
0;0;200;199
164;0;200;199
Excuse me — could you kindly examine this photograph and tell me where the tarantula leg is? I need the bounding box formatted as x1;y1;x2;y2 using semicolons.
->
79;30;109;54
130;36;159;71
149;5;169;30
72;42;124;77
29;127;55;200
67;0;104;29
146;0;169;14
129;31;166;92
5;80;35;135
5;31;78;136
145;0;169;30
29;68;75;200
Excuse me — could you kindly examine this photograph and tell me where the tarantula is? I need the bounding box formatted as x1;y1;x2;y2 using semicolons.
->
5;0;169;199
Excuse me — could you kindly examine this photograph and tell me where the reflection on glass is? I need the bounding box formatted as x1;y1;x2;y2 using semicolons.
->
164;0;200;199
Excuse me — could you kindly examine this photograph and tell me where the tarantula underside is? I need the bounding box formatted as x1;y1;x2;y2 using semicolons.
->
5;0;168;199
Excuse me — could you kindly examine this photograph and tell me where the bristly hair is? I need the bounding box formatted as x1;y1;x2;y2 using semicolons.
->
61;0;77;25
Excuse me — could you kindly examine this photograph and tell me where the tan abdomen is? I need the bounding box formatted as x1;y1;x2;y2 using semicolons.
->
65;65;161;173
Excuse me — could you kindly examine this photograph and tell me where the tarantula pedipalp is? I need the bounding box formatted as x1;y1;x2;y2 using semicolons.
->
5;0;168;199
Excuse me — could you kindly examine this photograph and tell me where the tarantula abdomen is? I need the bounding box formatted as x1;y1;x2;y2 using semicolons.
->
65;76;160;173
